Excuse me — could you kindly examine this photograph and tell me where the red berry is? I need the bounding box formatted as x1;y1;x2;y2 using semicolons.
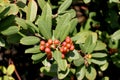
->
66;43;71;49
70;45;75;51
62;42;67;46
47;53;52;60
65;37;71;43
61;54;65;59
40;45;45;51
48;39;53;45
45;47;51;54
63;46;67;52
40;40;45;45
45;43;50;48
60;47;64;53
54;39;60;44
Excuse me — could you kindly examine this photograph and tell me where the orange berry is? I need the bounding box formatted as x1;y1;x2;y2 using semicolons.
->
54;39;60;44
61;54;65;59
66;43;71;49
48;39;53;45
70;45;74;51
45;47;51;54
65;36;71;43
40;45;45;51
63;46;67;52
40;40;45;45
45;43;50;48
62;42;67;46
60;47;64;53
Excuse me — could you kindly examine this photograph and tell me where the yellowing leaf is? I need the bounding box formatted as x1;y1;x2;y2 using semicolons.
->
7;64;15;75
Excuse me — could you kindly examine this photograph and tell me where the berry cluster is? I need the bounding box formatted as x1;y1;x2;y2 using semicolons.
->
39;36;74;59
40;39;60;59
59;36;74;59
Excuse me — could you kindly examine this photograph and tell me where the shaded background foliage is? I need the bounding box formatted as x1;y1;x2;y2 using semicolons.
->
0;0;120;80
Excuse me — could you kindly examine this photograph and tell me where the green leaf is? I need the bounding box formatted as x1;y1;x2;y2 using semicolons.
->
72;31;97;44
20;36;40;45
67;50;80;60
83;0;91;3
111;29;120;40
0;6;10;19
8;76;15;80
31;53;46;61
76;66;86;80
70;18;78;34
73;53;84;67
52;51;67;71
91;53;107;58
0;38;5;47
25;46;40;53
94;41;106;50
15;18;39;33
0;15;15;31
91;59;107;65
58;68;70;79
52;50;62;62
7;64;15;75
37;0;46;10
15;17;28;29
42;59;51;67
40;64;57;77
27;0;37;22
100;62;109;71
58;59;68;71
41;3;52;34
1;26;19;36
8;4;19;15
37;3;52;39
58;0;72;14
84;35;92;53
54;13;71;40
102;76;109;80
60;21;71;41
3;76;9;80
86;66;96;80
7;34;22;44
0;66;7;74
26;20;39;33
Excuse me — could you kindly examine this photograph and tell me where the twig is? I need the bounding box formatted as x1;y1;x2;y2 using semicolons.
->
9;58;21;80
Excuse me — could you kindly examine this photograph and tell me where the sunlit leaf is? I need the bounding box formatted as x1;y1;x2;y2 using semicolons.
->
111;29;120;40
25;46;40;53
58;68;70;79
91;59;107;65
91;53;107;58
37;0;46;10
7;64;15;75
94;41;106;50
0;38;5;47
27;0;37;22
100;62;109;71
1;26;19;36
31;53;46;61
0;66;7;74
58;0;72;14
20;36;40;45
76;65;86;80
86;66;96;80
